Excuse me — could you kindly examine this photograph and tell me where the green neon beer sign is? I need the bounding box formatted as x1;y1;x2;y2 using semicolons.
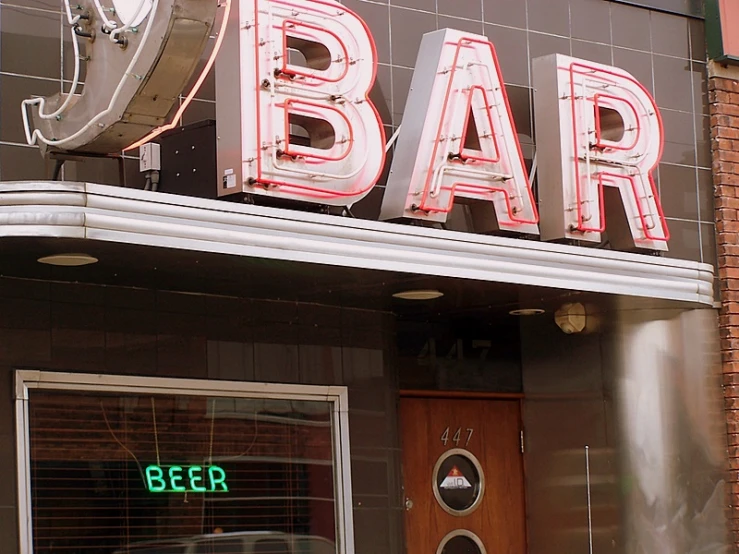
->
145;465;229;493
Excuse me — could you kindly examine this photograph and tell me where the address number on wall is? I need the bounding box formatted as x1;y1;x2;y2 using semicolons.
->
441;427;474;447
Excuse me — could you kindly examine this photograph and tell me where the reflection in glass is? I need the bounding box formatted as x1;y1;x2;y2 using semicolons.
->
440;535;483;554
27;390;338;554
435;453;483;512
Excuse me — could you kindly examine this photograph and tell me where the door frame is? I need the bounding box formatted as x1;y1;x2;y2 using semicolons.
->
397;390;529;554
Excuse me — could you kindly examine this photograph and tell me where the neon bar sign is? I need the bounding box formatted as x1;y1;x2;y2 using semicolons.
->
145;465;229;493
217;0;670;252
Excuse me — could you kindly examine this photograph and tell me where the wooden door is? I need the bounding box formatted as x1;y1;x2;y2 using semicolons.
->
400;397;526;554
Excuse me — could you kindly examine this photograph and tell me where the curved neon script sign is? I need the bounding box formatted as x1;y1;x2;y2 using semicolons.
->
145;465;229;493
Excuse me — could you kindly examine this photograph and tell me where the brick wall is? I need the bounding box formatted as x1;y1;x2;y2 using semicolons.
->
710;60;739;549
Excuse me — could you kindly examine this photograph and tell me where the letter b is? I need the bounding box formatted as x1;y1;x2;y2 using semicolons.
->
145;465;166;492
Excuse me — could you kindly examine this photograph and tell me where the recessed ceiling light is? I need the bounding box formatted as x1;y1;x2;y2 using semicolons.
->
392;289;444;301
509;308;545;316
37;253;99;267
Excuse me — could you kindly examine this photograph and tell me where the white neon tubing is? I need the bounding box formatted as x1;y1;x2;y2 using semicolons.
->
93;0;118;30
21;0;159;148
264;0;371;182
385;124;400;153
110;0;150;43
428;54;521;200
25;0;83;122
62;0;82;25
92;0;150;42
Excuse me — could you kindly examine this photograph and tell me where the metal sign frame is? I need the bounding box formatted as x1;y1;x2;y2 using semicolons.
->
707;0;739;66
14;370;355;554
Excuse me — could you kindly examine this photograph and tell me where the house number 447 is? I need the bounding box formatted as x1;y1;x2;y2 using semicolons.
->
441;427;473;447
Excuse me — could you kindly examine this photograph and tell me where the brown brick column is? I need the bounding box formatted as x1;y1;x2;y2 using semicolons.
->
710;61;739;549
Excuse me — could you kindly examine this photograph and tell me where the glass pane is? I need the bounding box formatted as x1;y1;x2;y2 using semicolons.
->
435;454;482;512
441;535;483;554
27;389;338;554
253;539;290;554
295;537;337;554
119;546;188;554
194;538;244;554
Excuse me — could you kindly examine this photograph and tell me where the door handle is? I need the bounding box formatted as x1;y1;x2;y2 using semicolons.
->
405;498;414;511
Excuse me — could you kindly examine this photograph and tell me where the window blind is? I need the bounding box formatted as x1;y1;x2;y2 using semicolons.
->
27;390;338;554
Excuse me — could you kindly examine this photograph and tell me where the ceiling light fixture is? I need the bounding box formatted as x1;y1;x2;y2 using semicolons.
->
392;289;444;301
509;308;545;316
37;253;99;267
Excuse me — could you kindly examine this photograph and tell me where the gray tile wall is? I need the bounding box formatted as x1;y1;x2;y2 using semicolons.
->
0;0;715;265
0;277;404;554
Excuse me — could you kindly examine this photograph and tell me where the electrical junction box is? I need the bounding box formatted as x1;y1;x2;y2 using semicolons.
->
139;143;161;172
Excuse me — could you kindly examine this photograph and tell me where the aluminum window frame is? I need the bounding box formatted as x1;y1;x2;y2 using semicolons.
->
14;370;355;554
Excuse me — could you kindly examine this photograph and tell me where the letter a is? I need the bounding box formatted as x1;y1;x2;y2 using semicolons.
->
380;29;539;236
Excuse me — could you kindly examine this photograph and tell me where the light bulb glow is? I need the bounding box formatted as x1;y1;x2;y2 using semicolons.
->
392;290;444;301
37;253;99;267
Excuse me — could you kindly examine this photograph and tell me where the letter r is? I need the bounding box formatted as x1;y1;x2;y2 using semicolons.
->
209;466;229;492
533;53;669;251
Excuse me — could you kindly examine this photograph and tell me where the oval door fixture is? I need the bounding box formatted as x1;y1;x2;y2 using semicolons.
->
436;530;487;554
432;448;485;516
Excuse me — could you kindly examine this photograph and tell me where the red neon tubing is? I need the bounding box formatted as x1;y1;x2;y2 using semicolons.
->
280;98;354;162
567;61;667;241
456;85;502;164
592;93;641;152
425;182;535;228
277;19;350;84
252;0;386;199
597;173;671;241
124;0;232;151
416;36;538;226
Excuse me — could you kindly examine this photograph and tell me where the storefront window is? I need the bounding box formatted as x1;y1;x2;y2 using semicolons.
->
16;373;351;554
